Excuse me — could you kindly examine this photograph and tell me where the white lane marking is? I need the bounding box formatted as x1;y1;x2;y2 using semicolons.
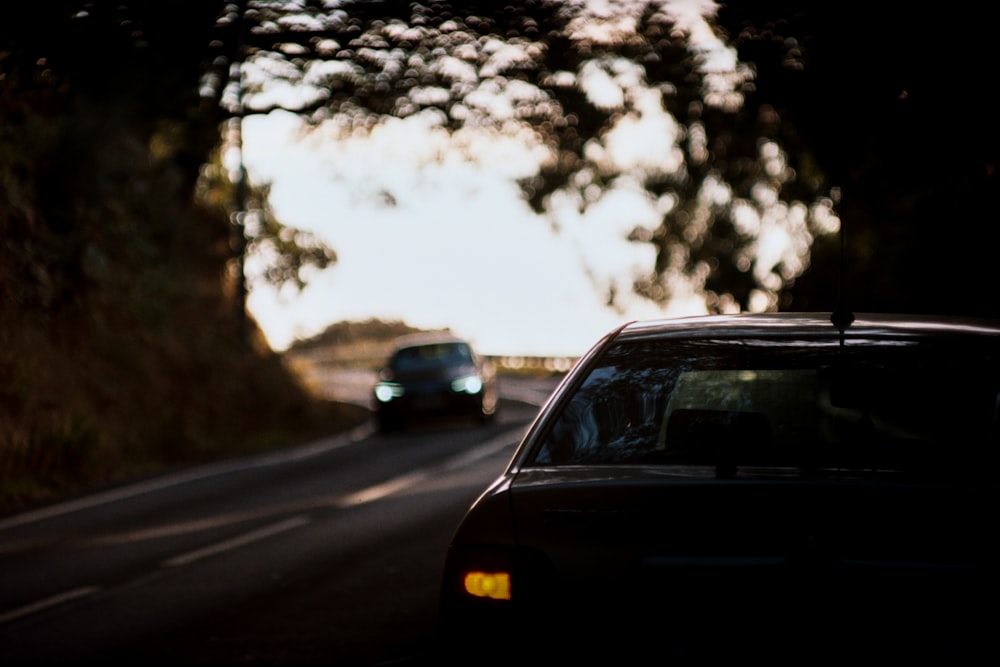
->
0;586;102;625
0;518;311;625
161;516;310;568
0;380;548;532
338;428;519;505
0;424;374;532
343;426;525;504
0;427;526;625
501;385;556;407
443;428;525;471
0;427;525;556
340;471;430;506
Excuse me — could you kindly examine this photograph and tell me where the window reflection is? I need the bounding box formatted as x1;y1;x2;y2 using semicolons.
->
529;337;998;478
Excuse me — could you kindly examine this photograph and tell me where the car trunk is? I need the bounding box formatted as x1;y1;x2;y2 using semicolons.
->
508;466;989;656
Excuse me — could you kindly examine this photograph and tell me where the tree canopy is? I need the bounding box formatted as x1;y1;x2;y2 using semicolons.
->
1;0;335;323
0;0;345;506
5;1;997;337
202;0;999;319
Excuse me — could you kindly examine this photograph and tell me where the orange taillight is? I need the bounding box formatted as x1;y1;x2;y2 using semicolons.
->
462;571;511;600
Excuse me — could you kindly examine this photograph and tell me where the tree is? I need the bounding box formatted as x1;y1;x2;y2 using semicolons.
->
203;1;998;320
201;0;841;318
1;0;337;339
717;3;999;317
0;1;348;504
197;144;336;296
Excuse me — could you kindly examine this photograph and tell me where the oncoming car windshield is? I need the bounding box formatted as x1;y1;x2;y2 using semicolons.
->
390;341;474;372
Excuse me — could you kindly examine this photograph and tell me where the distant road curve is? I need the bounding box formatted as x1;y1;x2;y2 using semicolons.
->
305;367;567;409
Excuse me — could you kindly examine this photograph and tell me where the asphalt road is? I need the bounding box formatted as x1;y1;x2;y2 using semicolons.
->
0;374;562;666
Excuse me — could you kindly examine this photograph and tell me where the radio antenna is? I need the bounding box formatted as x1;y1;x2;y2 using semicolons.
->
829;188;854;334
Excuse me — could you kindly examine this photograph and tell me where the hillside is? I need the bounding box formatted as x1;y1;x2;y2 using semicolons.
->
0;310;374;517
285;319;437;367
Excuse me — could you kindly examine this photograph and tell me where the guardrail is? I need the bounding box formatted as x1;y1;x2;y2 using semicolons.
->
486;355;578;373
289;345;577;375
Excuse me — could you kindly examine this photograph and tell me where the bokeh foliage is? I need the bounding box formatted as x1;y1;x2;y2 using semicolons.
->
0;1;352;512
202;0;998;318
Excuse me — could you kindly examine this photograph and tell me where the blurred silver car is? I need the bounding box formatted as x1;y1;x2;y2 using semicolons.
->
438;312;997;662
372;333;498;431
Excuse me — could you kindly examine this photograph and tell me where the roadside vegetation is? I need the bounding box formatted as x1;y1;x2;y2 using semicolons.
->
1;5;356;517
0;308;377;516
0;316;444;516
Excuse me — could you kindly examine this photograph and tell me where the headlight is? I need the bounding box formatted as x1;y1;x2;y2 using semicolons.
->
451;375;483;394
374;382;404;402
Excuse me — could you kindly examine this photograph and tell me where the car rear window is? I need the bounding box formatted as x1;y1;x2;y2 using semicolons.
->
527;336;999;478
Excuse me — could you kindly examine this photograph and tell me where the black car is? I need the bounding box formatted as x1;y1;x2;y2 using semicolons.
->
438;313;997;662
372;333;498;431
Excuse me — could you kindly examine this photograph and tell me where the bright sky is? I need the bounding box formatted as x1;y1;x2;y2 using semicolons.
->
242;110;707;357
238;1;757;358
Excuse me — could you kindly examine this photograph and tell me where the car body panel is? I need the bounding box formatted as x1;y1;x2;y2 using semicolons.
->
438;312;997;660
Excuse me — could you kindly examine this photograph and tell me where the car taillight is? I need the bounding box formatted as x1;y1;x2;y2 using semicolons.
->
462;570;511;600
444;544;521;605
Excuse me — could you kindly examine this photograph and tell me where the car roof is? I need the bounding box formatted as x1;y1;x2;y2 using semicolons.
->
390;331;470;351
613;312;1000;343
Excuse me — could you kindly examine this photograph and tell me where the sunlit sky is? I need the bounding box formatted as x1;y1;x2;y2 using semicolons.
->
242;110;707;357
239;1;769;357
